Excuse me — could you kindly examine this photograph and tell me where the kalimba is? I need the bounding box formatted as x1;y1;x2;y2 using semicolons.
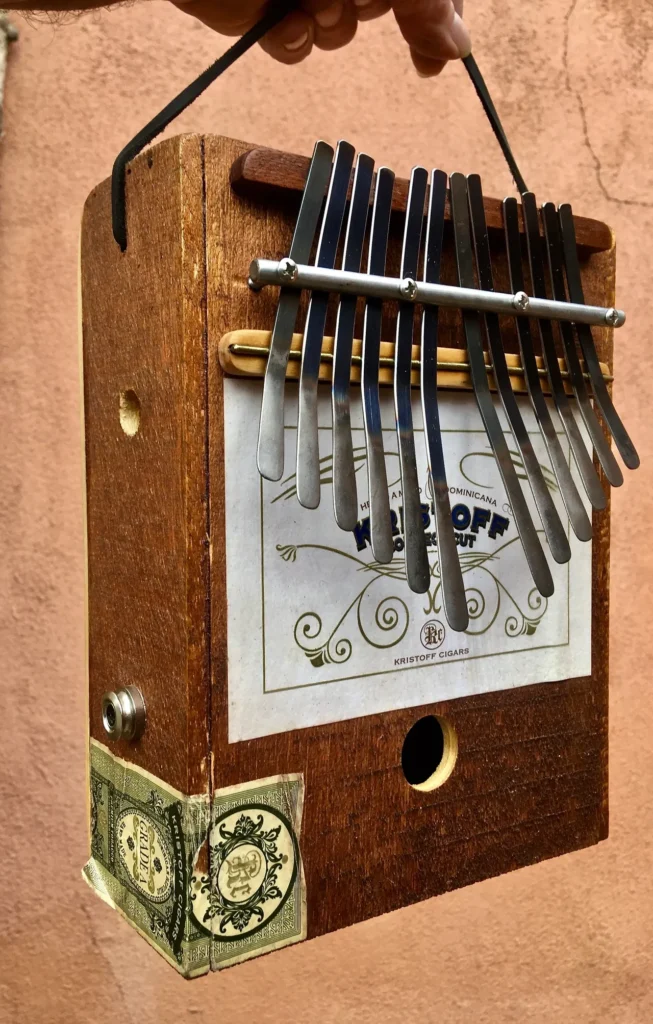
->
81;16;637;979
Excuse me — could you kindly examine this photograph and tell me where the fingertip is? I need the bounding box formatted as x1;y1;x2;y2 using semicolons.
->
313;3;358;51
410;50;447;77
450;11;472;58
351;0;391;21
259;11;315;64
172;0;265;36
311;0;358;50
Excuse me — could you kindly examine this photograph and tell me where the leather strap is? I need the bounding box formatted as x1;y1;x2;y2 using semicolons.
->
111;10;527;249
462;53;527;195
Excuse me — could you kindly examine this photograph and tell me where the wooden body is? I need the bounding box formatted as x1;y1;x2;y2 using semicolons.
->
81;134;612;958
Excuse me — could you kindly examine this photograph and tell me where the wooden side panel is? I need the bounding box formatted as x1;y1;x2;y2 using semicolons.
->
206;135;611;940
81;134;210;795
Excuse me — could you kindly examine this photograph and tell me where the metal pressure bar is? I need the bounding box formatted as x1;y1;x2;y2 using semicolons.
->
248;258;625;329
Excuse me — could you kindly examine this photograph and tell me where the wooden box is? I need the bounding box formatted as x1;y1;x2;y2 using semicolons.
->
80;134;612;977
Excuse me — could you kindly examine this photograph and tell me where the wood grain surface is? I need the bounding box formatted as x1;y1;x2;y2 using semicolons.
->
81;135;211;796
231;146;614;255
82;132;612;947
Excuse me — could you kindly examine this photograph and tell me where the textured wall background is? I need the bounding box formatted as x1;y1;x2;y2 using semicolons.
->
1;1;652;1020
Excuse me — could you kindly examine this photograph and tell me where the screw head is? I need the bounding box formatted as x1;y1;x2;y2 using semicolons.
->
604;307;621;327
399;277;418;301
279;257;299;283
513;291;530;312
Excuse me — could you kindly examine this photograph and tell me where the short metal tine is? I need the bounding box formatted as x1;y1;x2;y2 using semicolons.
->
361;168;395;564
541;202;623;488
519;195;606;511
558;203;639;470
257;140;334;481
421;170;469;630
395;167;430;594
449;174;553;597
332;153;375;531
468;176;570;564
296;140;356;509
507;196;593;538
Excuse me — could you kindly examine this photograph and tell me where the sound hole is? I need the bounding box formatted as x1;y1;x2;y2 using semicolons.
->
119;389;141;436
401;715;457;792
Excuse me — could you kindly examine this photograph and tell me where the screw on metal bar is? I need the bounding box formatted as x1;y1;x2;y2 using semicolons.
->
278;257;299;283
399;277;418;300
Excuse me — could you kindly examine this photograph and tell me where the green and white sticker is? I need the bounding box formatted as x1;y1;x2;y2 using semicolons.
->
83;740;305;977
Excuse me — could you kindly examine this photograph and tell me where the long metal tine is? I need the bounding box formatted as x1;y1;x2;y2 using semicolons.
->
421;170;469;630
505;196;593;538
296;140;356;508
449;173;553;597
257;140;334;481
558;203;639;470
361;168;395;564
556;199;638;468
468;176;570;564
395;167;430;594
332;153;375;530
541;202;623;488
519;194;606;510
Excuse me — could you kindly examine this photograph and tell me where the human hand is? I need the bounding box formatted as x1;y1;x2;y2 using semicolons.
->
172;0;471;77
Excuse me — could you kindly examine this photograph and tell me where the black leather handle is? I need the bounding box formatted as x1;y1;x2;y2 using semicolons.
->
111;13;527;249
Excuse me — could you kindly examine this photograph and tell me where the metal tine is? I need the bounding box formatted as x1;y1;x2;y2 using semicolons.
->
361;168;395;564
332;153;375;531
257;140;334;481
504;197;594;538
467;176;570;564
449;173;554;597
541;202;623;488
558;203;640;470
519;195;606;510
395;167;430;594
421;170;469;630
296;141;356;508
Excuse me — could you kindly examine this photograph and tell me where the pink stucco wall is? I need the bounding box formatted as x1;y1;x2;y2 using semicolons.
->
1;1;653;1020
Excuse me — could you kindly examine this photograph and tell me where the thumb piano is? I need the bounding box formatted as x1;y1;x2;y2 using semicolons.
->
80;26;637;979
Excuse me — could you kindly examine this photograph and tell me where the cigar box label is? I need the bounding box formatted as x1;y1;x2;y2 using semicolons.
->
83;739;211;978
191;773;306;970
83;740;305;976
223;379;593;742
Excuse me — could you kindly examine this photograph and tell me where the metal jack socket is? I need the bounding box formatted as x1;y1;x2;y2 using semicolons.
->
101;685;146;742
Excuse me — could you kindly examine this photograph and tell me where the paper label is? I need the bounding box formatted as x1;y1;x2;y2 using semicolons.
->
224;379;592;742
83;740;305;976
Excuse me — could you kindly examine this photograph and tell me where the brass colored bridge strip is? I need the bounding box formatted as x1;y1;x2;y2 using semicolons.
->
219;329;612;397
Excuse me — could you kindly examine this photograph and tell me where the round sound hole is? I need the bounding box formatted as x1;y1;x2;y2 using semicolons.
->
401;715;458;792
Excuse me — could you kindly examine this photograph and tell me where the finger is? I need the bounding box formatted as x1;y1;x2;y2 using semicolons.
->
312;1;358;52
349;0;392;23
393;0;471;62
410;48;447;77
172;0;266;36
258;9;316;63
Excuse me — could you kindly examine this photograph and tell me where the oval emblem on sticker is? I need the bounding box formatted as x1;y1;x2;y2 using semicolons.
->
117;810;172;903
190;803;298;940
